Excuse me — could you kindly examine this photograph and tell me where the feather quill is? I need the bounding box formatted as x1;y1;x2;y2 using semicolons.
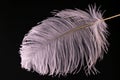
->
19;5;120;76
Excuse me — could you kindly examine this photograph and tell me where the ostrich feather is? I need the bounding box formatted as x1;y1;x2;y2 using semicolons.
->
19;5;109;76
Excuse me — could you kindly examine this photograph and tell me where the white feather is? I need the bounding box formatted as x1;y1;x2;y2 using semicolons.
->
19;5;109;76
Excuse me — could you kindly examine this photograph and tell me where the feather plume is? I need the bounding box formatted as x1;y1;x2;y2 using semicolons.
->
19;5;110;76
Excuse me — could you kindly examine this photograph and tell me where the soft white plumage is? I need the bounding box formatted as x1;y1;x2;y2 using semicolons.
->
19;5;109;76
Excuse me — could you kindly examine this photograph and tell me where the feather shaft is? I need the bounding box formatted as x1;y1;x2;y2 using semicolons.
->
57;13;120;39
103;14;120;21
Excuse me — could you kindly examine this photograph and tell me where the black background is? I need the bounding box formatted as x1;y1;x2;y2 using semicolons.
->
1;0;120;80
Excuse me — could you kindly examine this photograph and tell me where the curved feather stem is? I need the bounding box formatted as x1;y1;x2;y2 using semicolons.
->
56;13;120;39
57;22;94;39
103;14;120;21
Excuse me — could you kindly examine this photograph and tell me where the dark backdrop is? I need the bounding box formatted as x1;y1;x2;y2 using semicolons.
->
1;0;120;80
